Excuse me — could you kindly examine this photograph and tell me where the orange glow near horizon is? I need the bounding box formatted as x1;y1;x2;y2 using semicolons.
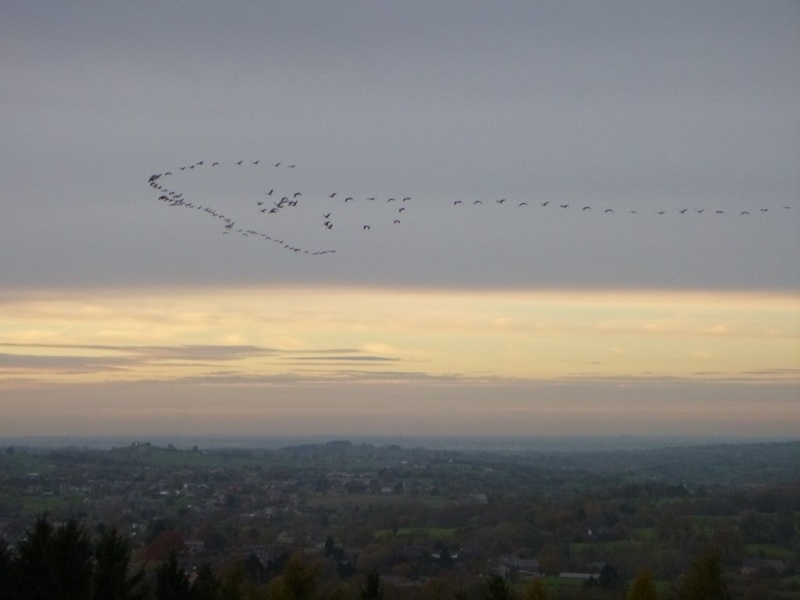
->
1;286;797;387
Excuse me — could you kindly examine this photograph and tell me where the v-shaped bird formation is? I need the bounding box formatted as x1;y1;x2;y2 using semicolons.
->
148;159;793;255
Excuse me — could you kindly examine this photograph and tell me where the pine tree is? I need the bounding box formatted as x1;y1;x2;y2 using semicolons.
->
15;517;93;600
676;545;731;600
482;573;517;600
360;568;384;600
93;526;147;600
155;551;192;600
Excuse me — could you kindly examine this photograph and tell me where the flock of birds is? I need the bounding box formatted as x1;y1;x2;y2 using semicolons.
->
148;159;793;255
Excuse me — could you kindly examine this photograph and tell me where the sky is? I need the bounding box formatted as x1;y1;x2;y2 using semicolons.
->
1;1;798;441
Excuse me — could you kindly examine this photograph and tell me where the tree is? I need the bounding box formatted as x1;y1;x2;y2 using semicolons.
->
676;545;731;600
482;574;517;600
598;563;622;590
191;563;220;600
155;551;192;600
524;579;549;600
15;517;93;600
93;527;147;600
267;554;319;600
324;535;335;557
0;539;15;598
360;568;384;600
627;569;658;600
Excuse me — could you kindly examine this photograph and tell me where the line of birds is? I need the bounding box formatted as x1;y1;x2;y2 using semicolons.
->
148;159;794;255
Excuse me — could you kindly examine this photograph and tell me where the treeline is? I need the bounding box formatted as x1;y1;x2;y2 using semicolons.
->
0;516;743;600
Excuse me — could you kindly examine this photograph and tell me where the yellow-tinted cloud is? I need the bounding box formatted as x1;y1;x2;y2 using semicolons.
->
0;287;797;388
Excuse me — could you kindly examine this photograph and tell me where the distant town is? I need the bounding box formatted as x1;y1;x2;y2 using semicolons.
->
1;439;798;599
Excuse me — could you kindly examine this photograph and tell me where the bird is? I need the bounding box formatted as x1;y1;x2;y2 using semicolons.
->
604;209;614;213
235;160;243;165
519;202;528;207
363;225;370;230
329;193;337;198
582;206;592;211
323;213;331;219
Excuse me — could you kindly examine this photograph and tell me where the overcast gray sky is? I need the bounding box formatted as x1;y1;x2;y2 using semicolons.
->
1;2;798;440
2;0;798;292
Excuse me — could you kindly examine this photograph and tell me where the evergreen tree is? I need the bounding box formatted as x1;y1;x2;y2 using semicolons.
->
676;545;731;600
360;568;384;600
155;551;192;600
598;563;622;590
93;526;147;600
190;563;220;600
0;539;15;598
15;516;93;600
482;574;517;600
